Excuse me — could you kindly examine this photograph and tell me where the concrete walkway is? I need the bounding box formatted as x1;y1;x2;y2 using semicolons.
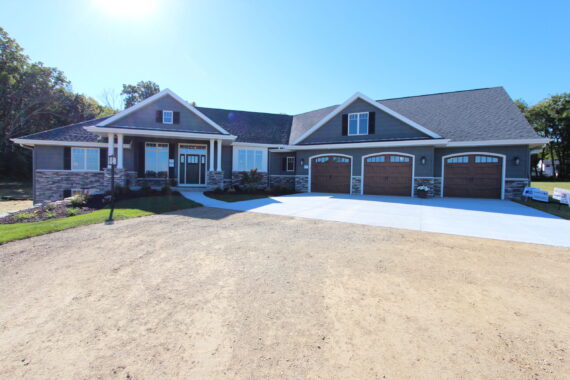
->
181;192;570;247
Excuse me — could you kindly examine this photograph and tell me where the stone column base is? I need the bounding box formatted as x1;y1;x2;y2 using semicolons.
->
351;176;362;195
414;177;435;197
104;168;128;191
505;179;529;200
295;175;309;192
207;171;224;190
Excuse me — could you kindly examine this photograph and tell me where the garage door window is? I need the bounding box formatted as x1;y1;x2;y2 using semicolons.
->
315;156;349;163
447;156;469;164
390;156;410;163
366;156;385;163
475;156;499;163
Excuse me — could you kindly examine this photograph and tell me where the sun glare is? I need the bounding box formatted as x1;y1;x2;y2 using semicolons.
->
92;0;159;20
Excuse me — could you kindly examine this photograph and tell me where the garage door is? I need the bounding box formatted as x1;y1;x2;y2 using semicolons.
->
363;154;412;196
444;154;502;199
311;155;351;193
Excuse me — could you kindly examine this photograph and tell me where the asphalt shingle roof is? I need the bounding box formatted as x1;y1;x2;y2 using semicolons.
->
16;87;538;145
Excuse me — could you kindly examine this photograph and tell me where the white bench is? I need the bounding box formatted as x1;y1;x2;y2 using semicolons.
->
522;187;549;202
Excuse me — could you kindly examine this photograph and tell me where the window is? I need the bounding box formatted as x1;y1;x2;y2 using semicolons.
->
71;148;99;171
314;156;349;163
145;142;169;177
367;156;385;163
348;112;369;135
162;110;173;124
236;148;264;171
390;156;410;163
286;157;295;171
475;155;499;163
447;156;469;164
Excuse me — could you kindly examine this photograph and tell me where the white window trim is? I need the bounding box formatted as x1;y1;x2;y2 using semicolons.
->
71;147;100;172
145;142;170;177
286;156;295;172
347;112;369;136
232;146;268;172
162;110;173;124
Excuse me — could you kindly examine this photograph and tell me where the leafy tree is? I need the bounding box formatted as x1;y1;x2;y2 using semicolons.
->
121;80;160;108
0;27;113;178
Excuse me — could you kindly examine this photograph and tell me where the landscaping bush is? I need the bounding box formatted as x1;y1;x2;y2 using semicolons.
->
140;184;152;194
161;185;172;195
241;169;263;192
45;211;56;219
16;212;34;221
46;203;56;211
66;208;80;216
69;193;87;207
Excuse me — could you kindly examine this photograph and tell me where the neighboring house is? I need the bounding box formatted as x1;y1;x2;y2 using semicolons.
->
12;87;548;203
536;159;559;177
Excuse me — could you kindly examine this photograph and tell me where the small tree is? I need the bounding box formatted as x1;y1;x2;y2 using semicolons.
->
241;169;263;192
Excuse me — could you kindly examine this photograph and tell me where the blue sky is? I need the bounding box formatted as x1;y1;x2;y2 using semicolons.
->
1;0;568;114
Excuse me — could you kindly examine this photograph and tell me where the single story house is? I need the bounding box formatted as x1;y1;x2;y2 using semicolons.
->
12;87;548;204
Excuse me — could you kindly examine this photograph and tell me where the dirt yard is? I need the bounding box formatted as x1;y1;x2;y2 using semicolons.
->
0;207;568;379
0;200;33;214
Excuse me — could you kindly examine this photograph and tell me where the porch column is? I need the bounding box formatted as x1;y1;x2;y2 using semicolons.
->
209;139;215;171
216;139;222;171
117;134;124;169
107;133;114;168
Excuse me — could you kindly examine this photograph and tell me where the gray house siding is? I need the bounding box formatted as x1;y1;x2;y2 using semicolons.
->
268;151;297;175
295;147;435;177
35;145;65;170
222;146;233;179
434;146;530;178
110;96;223;135
300;99;430;145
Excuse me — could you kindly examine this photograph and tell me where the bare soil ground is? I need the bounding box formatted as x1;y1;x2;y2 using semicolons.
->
0;200;33;214
0;207;568;379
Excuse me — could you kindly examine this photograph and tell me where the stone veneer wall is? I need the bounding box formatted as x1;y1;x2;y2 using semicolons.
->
433;177;442;197
295;175;309;193
207;171;224;190
268;175;296;190
505;179;529;200
351;176;362;195
35;170;105;203
231;171;269;189
135;177;171;188
413;177;435;197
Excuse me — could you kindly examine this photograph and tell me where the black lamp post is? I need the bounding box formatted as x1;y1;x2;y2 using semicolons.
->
107;155;117;223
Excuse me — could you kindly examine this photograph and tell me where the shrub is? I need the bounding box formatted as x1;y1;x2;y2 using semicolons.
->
69;193;87;207
66;207;80;216
15;212;34;221
213;187;224;194
241;169;263;192
46;203;56;211
161;185;172;195
140;184;152;194
45;211;56;219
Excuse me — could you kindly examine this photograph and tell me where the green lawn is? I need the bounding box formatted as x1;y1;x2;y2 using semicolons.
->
0;179;32;200
531;181;570;195
0;194;201;244
204;192;271;202
516;181;570;220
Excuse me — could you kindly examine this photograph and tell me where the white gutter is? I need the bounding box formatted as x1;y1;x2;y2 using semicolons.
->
446;138;550;147
10;138;131;148
84;126;237;141
270;139;450;151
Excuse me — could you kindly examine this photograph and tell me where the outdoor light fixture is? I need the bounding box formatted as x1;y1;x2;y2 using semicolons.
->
420;156;427;165
514;156;520;166
300;158;305;166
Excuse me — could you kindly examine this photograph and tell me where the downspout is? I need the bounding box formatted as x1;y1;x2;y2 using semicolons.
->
18;143;35;204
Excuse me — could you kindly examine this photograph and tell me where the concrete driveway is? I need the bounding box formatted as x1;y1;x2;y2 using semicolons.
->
182;192;570;247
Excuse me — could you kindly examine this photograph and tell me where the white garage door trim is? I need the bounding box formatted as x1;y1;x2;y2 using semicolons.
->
360;152;415;196
441;152;506;200
308;153;353;194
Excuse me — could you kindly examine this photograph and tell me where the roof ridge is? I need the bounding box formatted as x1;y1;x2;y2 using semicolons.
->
197;105;291;117
378;87;503;101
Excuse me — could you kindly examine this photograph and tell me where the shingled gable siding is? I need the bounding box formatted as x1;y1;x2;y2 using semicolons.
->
109;95;222;134
300;99;431;145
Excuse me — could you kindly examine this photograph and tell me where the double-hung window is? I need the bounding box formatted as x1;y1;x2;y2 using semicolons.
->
286;156;295;172
145;142;169;177
236;148;265;171
71;148;100;171
348;112;369;135
162;110;173;124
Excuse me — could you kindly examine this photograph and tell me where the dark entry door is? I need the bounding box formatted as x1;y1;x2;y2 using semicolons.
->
311;155;351;193
180;154;206;185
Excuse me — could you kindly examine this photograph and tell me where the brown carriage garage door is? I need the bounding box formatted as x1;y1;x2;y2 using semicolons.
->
311;155;351;193
363;154;413;196
444;154;502;199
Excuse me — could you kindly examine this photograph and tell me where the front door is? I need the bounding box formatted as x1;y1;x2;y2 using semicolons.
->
179;153;206;185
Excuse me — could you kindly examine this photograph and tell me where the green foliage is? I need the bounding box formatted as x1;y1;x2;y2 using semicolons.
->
240;169;263;192
45;211;56;218
121;80;160;108
66;207;80;216
46;203;56;211
69;193;87;207
0;27;115;179
140;184;152;194
15;212;33;220
0;195;202;244
161;185;172;195
520;94;570;179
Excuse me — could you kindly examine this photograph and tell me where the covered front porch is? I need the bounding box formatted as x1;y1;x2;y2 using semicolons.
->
86;126;236;191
